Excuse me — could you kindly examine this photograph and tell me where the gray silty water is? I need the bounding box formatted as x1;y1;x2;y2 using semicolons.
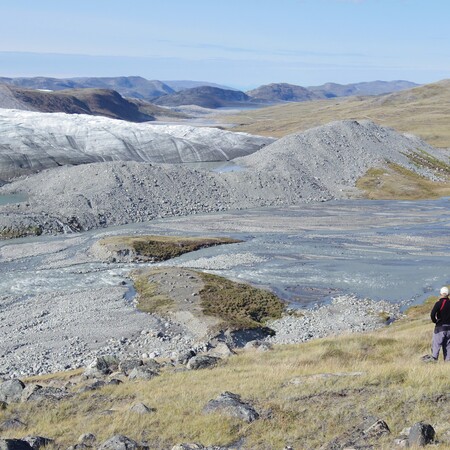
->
0;198;449;307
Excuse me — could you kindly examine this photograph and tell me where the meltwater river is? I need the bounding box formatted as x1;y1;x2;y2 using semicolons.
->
1;198;449;309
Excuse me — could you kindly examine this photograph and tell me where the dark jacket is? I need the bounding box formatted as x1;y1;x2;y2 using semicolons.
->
430;296;450;328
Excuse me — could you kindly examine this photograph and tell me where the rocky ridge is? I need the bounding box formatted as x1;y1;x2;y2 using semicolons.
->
0;119;445;236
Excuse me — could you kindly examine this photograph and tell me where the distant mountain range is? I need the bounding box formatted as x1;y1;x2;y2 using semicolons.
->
0;76;419;108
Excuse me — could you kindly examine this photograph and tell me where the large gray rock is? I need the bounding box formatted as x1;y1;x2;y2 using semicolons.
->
21;436;54;450
21;384;70;403
127;366;159;381
97;435;143;450
84;356;119;378
203;391;259;423
409;422;435;447
118;359;143;376
0;379;25;403
187;355;220;370
0;439;33;450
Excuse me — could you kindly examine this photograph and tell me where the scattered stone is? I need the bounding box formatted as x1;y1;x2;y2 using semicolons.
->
207;342;235;358
408;422;435;447
78;380;106;393
173;350;196;365
0;418;26;431
78;433;96;446
97;435;143;450
171;445;204;450
129;402;155;414
118;359;143;376
203;391;259;423
21;384;70;403
21;436;54;450
128;366;159;381
187;355;220;370
0;379;25;403
320;415;390;449
0;439;33;450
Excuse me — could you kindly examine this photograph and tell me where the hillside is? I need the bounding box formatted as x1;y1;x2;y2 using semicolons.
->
246;83;321;102
0;85;156;122
0;295;448;449
0;76;174;100
225;79;450;148
154;86;254;108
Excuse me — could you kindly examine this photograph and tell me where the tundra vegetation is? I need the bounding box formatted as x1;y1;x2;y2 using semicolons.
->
0;295;449;449
225;79;450;148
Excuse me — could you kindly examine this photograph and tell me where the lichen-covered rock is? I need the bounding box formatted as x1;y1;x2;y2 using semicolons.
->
203;391;259;423
127;366;158;381
21;384;70;403
118;359;143;376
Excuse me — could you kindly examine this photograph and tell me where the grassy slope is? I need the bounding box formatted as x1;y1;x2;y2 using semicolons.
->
225;79;450;148
2;297;450;449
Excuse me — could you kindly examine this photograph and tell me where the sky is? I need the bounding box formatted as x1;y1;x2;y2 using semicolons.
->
1;0;449;89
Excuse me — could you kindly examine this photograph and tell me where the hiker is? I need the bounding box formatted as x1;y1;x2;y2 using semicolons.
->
430;286;450;361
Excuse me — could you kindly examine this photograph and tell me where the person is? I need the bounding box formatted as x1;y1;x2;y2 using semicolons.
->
430;286;450;361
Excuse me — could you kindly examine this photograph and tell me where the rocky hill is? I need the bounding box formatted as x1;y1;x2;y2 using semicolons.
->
0;75;174;101
0;108;273;182
0;85;157;122
153;86;254;108
0;119;447;236
246;83;321;102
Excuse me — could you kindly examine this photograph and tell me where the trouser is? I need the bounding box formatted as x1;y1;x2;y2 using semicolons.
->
431;327;450;361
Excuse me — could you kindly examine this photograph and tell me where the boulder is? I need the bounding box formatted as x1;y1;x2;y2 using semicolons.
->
78;380;106;393
118;359;143;376
207;342;235;358
187;355;220;370
129;402;155;414
97;435;143;450
84;355;119;378
203;391;259;423
128;366;158;381
173;350;196;365
21;384;70;403
0;439;33;450
0;379;25;403
21;436;54;450
215;328;274;348
409;422;435;447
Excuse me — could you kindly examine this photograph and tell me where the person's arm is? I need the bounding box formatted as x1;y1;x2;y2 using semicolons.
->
431;301;441;323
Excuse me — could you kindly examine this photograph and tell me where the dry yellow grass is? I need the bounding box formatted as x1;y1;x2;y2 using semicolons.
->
225;79;450;148
1;298;450;449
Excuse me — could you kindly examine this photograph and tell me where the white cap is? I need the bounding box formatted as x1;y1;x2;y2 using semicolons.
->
440;286;449;296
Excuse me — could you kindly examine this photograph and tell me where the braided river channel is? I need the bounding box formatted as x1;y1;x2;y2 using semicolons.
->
1;197;450;309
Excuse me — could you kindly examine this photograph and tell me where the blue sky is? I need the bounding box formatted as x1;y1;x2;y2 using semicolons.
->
1;0;449;89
